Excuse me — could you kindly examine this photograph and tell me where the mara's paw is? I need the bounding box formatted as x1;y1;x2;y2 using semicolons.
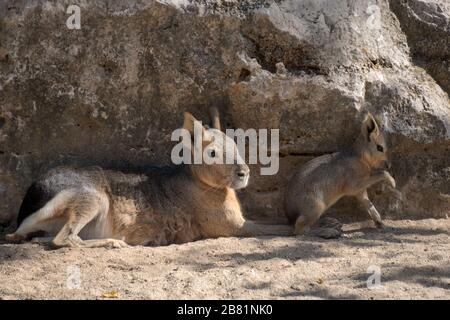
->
294;225;309;237
383;171;396;189
374;220;385;229
51;235;82;249
5;233;25;243
104;239;129;249
113;239;129;248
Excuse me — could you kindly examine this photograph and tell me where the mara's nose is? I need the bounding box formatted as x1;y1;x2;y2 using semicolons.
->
237;170;248;178
237;166;250;178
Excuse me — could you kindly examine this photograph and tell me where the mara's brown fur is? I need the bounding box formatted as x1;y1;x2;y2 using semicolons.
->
6;110;293;248
284;113;396;239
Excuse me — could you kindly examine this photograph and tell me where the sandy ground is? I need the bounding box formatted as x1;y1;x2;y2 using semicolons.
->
0;218;449;300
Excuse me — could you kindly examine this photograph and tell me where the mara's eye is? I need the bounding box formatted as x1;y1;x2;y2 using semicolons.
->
208;149;216;158
376;145;384;152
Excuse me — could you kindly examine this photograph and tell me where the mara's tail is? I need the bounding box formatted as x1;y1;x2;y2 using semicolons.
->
209;106;221;131
236;220;294;237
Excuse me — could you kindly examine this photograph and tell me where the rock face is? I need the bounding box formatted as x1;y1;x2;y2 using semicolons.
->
0;0;449;224
390;0;450;95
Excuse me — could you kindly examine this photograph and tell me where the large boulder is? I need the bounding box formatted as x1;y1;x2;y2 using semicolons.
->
389;0;450;95
0;0;449;224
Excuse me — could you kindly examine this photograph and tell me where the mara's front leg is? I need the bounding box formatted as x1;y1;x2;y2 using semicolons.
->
289;194;344;239
40;236;128;248
353;171;396;192
198;206;245;238
355;190;384;229
198;207;293;238
223;201;294;237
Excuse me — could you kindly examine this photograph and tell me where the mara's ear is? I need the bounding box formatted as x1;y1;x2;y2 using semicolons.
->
209;106;221;131
183;112;198;135
182;112;211;149
361;112;380;142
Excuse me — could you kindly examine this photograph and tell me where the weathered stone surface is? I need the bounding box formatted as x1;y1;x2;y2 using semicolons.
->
0;0;449;224
390;0;450;94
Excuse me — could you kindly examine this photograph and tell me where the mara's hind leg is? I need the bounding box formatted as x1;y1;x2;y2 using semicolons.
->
51;192;128;249
32;237;127;248
355;190;384;229
293;200;326;235
294;201;342;239
77;239;128;248
52;221;129;248
5;190;75;243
